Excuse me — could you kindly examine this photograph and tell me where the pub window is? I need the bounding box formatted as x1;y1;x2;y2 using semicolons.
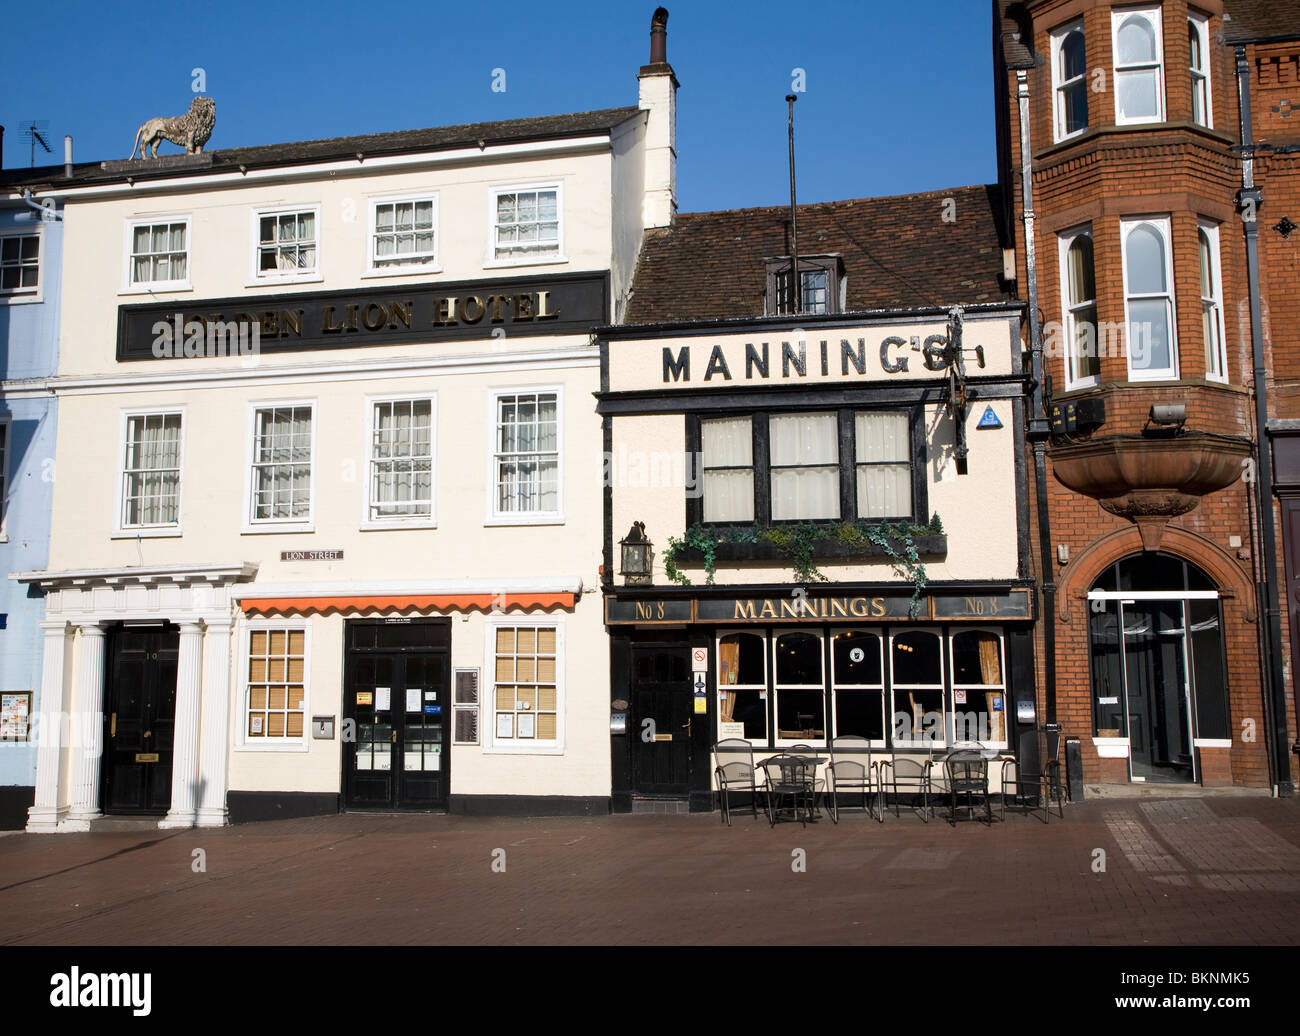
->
831;630;885;744
247;403;315;527
1051;20;1088;141
254;206;319;280
1189;13;1212;127
717;631;767;741
774;631;825;745
1112;7;1165;125
492;624;559;744
490;183;562;264
1121;216;1177;381
891;629;944;745
366;396;435;524
125;216;190;290
691;407;920;528
1059;226;1100;389
0;229;41;299
950;629;1006;747
369;194;437;272
764;255;844;316
119;411;183;531
245;626;308;743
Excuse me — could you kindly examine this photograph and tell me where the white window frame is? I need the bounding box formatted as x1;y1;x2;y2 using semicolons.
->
122;214;192;294
235;620;311;753
1051;19;1089;142
1189;11;1213;128
772;630;827;749
1120;215;1179;382
1199;220;1228;384
948;627;1009;750
1058;225;1101;390
485;181;566;268
890;628;947;749
248;204;322;286
1112;6;1166;126
716;629;769;744
829;628;887;749
364;191;440;277
482;616;565;755
0;225;44;303
242;400;316;534
112;407;186;539
361;393;437;530
485;386;564;526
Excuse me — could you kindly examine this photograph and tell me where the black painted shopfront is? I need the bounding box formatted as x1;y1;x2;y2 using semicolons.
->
607;586;1037;813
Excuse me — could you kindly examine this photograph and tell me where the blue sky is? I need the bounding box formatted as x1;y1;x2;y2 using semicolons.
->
1;0;997;212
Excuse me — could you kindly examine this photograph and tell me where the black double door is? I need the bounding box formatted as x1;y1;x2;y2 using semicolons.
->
343;620;450;810
103;624;179;814
629;644;699;796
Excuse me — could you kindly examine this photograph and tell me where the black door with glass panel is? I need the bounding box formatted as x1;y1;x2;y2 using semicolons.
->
630;645;694;796
103;625;179;814
343;620;450;810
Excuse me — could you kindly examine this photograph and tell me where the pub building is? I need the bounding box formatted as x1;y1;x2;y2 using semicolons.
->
11;10;680;829
598;190;1036;812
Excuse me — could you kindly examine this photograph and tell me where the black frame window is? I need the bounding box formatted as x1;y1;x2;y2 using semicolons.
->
765;255;843;316
687;407;925;528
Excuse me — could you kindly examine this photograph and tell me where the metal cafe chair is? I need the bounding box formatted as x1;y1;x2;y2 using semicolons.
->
713;738;762;826
946;751;994;826
1000;727;1066;823
879;753;935;822
826;735;884;822
762;754;817;827
789;742;826;813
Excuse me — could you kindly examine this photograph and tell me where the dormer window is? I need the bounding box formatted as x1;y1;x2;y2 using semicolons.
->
764;255;844;316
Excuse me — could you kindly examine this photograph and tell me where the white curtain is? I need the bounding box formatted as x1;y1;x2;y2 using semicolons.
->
125;414;181;525
855;411;910;519
770;413;838;520
702;417;754;522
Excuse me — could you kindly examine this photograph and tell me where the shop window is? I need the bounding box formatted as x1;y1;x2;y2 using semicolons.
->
831;630;885;743
1198;222;1227;383
765;255;844;315
492;625;559;744
1112;7;1165;124
951;630;1006;746
1059;226;1100;389
120;411;183;531
891;629;943;744
367;397;435;524
1121;217;1177;380
1189;13;1212;127
1051;20;1088;141
717;631;767;741
245;627;307;742
774;632;825;744
690;407;920;528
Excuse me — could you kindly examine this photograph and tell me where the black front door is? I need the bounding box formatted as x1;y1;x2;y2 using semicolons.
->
343;619;450;810
629;645;695;796
103;624;179;814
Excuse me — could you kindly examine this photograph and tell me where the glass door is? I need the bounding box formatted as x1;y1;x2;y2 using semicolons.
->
1119;599;1196;783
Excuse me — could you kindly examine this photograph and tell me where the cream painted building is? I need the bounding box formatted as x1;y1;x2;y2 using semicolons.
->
11;15;680;829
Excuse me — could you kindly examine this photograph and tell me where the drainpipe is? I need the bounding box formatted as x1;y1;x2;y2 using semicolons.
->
20;188;61;222
1235;45;1293;796
1017;70;1057;726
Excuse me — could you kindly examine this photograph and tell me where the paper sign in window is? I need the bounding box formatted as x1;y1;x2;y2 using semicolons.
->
375;687;391;711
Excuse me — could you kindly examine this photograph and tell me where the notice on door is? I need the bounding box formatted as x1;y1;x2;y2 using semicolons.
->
375;687;391;711
406;688;422;713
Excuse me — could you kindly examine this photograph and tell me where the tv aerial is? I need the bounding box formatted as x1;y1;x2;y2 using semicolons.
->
20;120;52;167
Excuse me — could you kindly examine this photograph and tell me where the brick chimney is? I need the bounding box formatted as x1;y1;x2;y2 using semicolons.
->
638;7;678;229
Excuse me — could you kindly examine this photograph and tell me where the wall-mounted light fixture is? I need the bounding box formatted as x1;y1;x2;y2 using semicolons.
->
619;522;654;586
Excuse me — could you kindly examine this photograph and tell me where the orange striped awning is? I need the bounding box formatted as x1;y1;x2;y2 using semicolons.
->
241;593;577;617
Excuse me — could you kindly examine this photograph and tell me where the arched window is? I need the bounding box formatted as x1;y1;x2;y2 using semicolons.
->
1122;217;1176;379
1199;223;1226;382
1189;13;1211;127
1113;8;1165;123
1060;227;1099;387
1052;23;1089;140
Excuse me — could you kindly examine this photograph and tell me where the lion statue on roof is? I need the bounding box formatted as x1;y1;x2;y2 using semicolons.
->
130;96;216;159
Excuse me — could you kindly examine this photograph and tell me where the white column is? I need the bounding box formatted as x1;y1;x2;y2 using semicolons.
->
160;621;204;829
196;617;233;827
26;620;71;833
65;622;106;829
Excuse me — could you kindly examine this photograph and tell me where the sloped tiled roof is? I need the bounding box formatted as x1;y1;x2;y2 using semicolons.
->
625;185;1014;325
1224;0;1300;43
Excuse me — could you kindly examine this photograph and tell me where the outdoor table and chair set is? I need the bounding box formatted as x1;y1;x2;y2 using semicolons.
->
713;729;1065;828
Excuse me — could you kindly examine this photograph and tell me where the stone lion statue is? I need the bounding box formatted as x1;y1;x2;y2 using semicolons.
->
130;97;216;159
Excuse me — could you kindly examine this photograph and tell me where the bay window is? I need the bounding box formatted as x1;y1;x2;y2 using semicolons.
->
1199;222;1227;383
1189;13;1212;127
1112;8;1165;124
1051;21;1089;141
1060;226;1100;389
1121;216;1177;380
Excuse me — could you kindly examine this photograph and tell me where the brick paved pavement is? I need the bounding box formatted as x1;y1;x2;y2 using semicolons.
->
1;796;1299;945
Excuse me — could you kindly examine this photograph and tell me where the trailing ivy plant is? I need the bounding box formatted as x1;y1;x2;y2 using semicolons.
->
660;513;943;608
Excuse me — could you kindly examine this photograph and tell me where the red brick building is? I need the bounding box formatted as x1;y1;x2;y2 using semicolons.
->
994;0;1300;792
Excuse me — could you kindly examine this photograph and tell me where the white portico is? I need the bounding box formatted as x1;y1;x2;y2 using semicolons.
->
12;562;257;831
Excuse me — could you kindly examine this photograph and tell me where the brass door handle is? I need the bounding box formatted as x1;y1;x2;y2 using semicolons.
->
110;713;117;737
391;731;397;743
681;718;691;735
143;730;152;739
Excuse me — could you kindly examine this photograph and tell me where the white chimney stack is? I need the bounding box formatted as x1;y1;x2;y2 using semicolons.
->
638;7;678;230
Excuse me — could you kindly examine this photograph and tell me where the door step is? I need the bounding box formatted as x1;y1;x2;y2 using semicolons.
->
631;797;691;815
88;816;164;833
